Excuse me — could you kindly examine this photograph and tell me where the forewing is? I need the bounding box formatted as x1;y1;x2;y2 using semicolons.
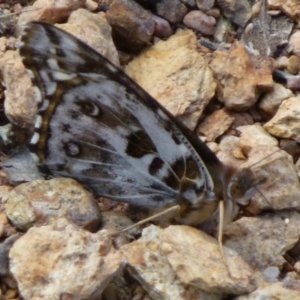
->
19;22;215;207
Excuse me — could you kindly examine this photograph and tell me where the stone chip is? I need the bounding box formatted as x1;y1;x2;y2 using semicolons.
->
9;219;125;300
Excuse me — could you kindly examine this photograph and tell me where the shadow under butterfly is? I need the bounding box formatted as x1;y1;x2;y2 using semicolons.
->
17;22;266;233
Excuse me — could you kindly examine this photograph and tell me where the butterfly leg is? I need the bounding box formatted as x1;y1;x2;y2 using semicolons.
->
218;200;232;277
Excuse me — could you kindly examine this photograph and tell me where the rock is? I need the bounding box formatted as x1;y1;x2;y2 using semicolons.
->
0;233;22;277
287;55;300;75
0;185;13;213
224;211;300;273
106;0;156;53
15;0;86;36
295;158;300;179
268;0;300;23
183;10;216;36
228;111;254;131
216;0;252;27
275;55;288;69
279;139;300;162
5;178;102;232
3;287;18;299
264;96;300;142
155;0;188;23
101;210;141;247
218;135;244;170
207;141;219;153
196;0;215;11
237;124;278;153
273;69;300;91
207;7;221;18
57;9;119;65
102;269;143;300
259;83;294;118
160;226;256;294
282;274;300;292
181;0;197;8
235;282;300;299
9;219;125;300
262;267;280;283
85;0;98;11
209;41;274;110
125;29;216;130
121;225;257;299
101;211;136;233
3;36;15;51
289;31;300;59
241;0;293;57
152;15;173;38
249;107;263;123
1;148;42;184
0;50;37;127
0;212;16;239
0;10;15;36
214;15;235;43
197;108;234;142
0;36;6;58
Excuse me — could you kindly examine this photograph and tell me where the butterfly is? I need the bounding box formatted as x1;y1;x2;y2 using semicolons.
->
19;22;261;227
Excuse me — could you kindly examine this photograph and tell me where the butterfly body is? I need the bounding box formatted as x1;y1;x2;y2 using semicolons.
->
19;22;259;226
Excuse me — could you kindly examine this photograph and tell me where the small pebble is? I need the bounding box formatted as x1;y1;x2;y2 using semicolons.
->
206;8;220;18
183;10;216;35
153;15;173;38
289;31;300;59
196;0;215;11
275;55;288;69
287;55;300;74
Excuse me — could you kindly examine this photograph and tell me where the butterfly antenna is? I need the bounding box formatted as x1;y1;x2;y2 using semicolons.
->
248;148;282;170
247;140;298;170
246;144;296;213
254;186;274;211
120;205;180;233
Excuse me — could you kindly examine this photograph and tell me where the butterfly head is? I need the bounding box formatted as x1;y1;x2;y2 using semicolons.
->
226;167;267;204
227;168;254;203
216;167;266;225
